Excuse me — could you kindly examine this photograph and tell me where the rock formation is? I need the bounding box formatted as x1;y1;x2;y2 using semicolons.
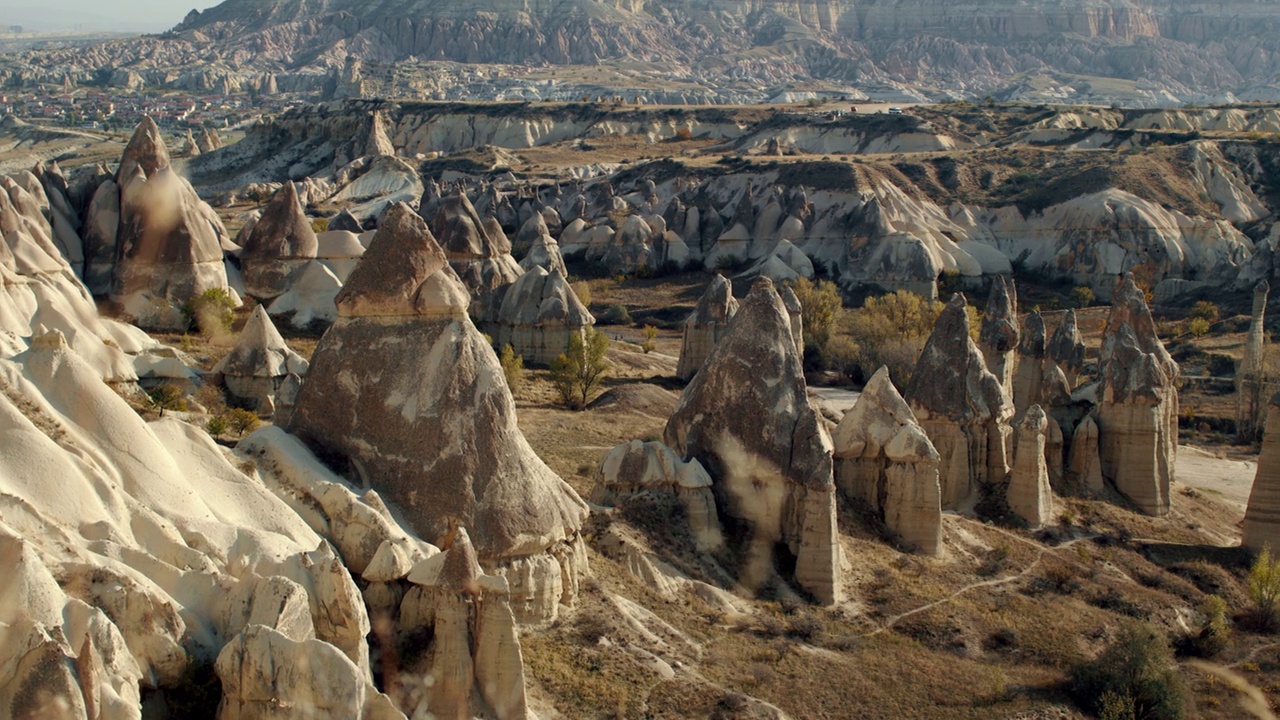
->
518;214;568;277
664;277;840;605
591;440;724;552
109;117;233;328
676;274;738;381
904;294;1014;510
315;229;367;283
978;276;1018;397
1067;414;1105;491
1244;394;1280;553
1013;310;1046;414
328;208;364;233
209;305;310;415
1238;280;1270;442
492;266;594;366
1007;405;1054;529
239;182;319;299
1047;309;1087;389
779;282;805;358
287;203;589;623
1096;273;1179;517
431;191;524;324
833;367;943;556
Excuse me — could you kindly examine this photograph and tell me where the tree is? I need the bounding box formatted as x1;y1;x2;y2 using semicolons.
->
641;325;658;353
499;344;524;393
183;288;236;339
148;384;187;417
1070;286;1095;308
1069;622;1186;720
1249;545;1280;631
1188;301;1220;324
791;277;842;357
550;329;611;410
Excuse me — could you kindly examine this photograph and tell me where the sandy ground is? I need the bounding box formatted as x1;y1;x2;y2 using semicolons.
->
1176;445;1256;511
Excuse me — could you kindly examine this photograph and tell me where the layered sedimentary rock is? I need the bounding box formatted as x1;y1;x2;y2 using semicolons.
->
1244;395;1280;552
209;305;310;416
676;274;738;381
492;265;593;366
398;529;529;720
1013;310;1047;414
1047;309;1087;389
664;277;840;604
591;439;724;552
1008;405;1054;529
110;117;232;328
239;182;319;299
978;276;1018;397
905;294;1014;510
1238;280;1270;442
1096;273;1179;517
833;367;942;555
287;203;589;623
431;192;524;324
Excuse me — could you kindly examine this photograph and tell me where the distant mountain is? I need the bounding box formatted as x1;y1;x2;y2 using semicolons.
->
9;0;1280;105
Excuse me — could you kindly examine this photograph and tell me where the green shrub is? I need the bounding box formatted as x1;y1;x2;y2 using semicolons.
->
571;280;593;307
1249;545;1280;631
599;304;632;325
1187;317;1210;338
206;415;228;436
640;325;658;353
148;384;187;417
499;344;524;392
1069;623;1185;720
225;408;260;437
840;290;944;384
550;329;611;410
183;288;236;338
1185;595;1231;658
1188;301;1220;324
792;277;843;361
310;217;329;234
1070;286;1095;308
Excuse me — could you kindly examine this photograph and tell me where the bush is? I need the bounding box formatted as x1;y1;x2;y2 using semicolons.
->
499;344;524;392
1182;595;1231;658
1187;317;1210;338
571;280;593;307
1248;545;1280;631
148;384;187;417
310;217;329;234
598;304;632;325
1069;623;1186;720
674;126;693;141
206;415;228;436
821;335;861;377
1071;286;1095;308
641;325;658;353
1188;301;1220;324
183;288;236;339
225;408;260;437
792;278;843;361
840;290;944;384
550;329;611;410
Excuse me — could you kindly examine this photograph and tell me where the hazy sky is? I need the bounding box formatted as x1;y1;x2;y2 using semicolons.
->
1;1;223;32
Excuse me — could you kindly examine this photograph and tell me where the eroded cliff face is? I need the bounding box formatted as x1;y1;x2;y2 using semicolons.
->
10;0;1280;104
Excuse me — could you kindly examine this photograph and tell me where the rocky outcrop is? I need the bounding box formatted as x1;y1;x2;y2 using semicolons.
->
664;277;840;605
833;367;942;555
904;294;1014;510
287;203;589;623
1238;280;1270;442
209;305;310;416
492;266;594;366
110;117;232;328
1244;394;1280;553
1067;413;1105;491
779;283;805;358
591;440;724;552
1097;273;1179;517
978;277;1018;398
431;192;524;325
1007;405;1054;529
518;214;568;278
1047;309;1087;389
240;182;319;299
1013;310;1046;414
676;274;738;381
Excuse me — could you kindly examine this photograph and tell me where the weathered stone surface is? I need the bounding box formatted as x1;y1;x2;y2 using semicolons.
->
778;282;805;358
1239;280;1270;442
432;192;524;324
240;182;318;299
904;293;1014;510
111;117;232;328
665;276;839;604
210;306;309;415
978;276;1018;397
676;274;738;381
1013;309;1046;414
1047;308;1087;388
519;213;568;278
1244;395;1280;552
1008;405;1054;529
835;367;944;556
327;208;364;233
591;439;724;551
492;265;593;366
288;203;588;623
1097;273;1179;517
